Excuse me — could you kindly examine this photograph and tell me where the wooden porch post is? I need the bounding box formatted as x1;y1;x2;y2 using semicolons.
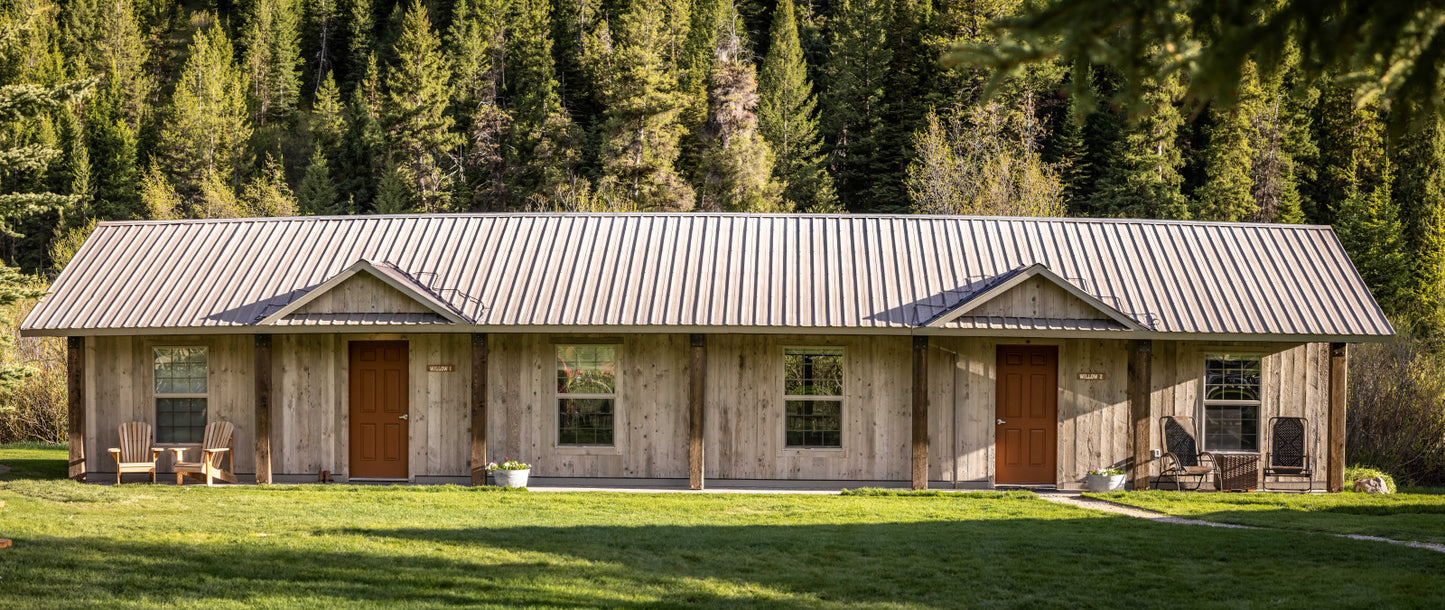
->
1328;342;1348;493
66;336;85;481
688;334;705;490
470;334;489;486
912;336;929;490
1128;340;1152;491
254;334;273;484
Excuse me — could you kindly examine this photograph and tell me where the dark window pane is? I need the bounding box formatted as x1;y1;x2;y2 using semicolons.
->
558;398;615;446
785;399;842;448
156;397;207;443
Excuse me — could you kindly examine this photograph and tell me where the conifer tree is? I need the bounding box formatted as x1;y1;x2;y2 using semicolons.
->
1306;82;1386;225
448;0;506;119
757;0;835;212
1194;63;1262;222
1087;72;1189;219
85;78;141;219
373;161;415;213
1335;170;1409;317
242;0;303;126
140;163;181;220
824;0;891;212
242;155;299;216
345;0;377;85
298;146;340;214
384;0;457;212
337;56;385;209
597;0;695;210
55;105;91;222
96;0;150;128
1393;112;1445;332
312;70;345;153
697;1;783;212
504;0;579;202
306;0;340;88
160;18;252;197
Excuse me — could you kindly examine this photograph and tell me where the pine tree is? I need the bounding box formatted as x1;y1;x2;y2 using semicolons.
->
373;161;415;213
1335;171;1409;317
242;155;299;216
96;0;150;127
504;0;579;202
1194;62;1262;222
345;0;376;85
55;105;91;223
757;0;836;212
596;0;695;210
298;146;340;214
0;84;92;237
1087;72;1189;219
85;77;141;219
1306;81;1386;225
384;0;456;212
697;2;783;212
1393;112;1445;332
824;0;891;212
337;57;385;209
448;0;506;119
160;18;252;197
306;0;340;89
140;163;181;220
242;0;304;126
312;70;345;152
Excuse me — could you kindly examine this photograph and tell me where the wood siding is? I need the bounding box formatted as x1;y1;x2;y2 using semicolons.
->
81;333;1330;489
292;274;430;315
968;276;1111;320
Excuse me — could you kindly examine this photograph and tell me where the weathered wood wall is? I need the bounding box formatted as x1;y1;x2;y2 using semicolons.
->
293;274;429;315
968;276;1112;320
85;335;255;475
81;332;1331;489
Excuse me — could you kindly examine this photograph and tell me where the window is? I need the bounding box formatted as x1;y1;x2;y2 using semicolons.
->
154;347;208;444
556;345;616;446
1203;355;1262;452
784;348;844;448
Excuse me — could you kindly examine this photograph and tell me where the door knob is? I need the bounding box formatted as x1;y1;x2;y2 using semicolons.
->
398;414;409;420
996;419;1006;425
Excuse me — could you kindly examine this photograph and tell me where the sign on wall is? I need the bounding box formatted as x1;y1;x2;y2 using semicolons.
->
1076;372;1105;381
427;364;455;372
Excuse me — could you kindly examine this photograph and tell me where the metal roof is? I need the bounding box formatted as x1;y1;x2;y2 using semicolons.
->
20;213;1394;340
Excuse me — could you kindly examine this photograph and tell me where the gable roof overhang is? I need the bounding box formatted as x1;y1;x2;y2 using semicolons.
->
922;263;1148;332
255;258;471;326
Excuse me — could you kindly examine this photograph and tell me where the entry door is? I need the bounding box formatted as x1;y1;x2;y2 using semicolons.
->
349;341;409;479
995;345;1058;485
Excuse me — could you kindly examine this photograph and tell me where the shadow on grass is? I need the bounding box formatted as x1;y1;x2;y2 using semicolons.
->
6;517;1443;607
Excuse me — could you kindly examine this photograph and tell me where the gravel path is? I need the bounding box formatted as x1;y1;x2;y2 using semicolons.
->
1041;493;1445;554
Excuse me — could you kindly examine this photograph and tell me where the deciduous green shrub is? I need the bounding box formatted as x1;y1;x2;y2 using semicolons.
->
0;285;65;444
1347;329;1445;486
1343;465;1398;493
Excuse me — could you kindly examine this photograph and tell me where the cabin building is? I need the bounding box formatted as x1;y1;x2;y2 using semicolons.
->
22;214;1392;491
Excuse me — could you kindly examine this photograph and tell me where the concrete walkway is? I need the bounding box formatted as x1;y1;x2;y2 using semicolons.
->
1041;493;1445;554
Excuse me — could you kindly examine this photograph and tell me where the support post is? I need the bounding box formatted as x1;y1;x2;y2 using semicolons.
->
912;336;929;490
1328;342;1348;493
254;334;273;484
66;336;85;482
1128;340;1153;491
688;334;706;490
470;334;489;486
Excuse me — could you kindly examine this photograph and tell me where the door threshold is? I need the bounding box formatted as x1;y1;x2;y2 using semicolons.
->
995;484;1058;491
347;478;409;484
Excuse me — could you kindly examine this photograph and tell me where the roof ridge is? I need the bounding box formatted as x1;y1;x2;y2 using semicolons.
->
92;213;1336;231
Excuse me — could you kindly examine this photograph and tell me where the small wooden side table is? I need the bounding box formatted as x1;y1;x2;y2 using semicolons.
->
1213;452;1261;491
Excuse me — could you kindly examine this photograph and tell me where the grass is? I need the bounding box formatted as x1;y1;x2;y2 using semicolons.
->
2;445;1444;608
1088;489;1445;546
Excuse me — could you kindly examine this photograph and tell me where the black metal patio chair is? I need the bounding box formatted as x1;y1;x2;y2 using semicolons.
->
1158;416;1216;490
1263;416;1313;492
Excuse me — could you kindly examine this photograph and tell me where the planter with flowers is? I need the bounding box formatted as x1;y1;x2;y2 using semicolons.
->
1086;466;1126;492
487;459;532;488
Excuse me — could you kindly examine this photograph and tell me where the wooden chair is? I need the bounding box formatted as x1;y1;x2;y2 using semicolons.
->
170;421;237;486
1263;416;1314;492
108;421;161;484
1158;416;1216;490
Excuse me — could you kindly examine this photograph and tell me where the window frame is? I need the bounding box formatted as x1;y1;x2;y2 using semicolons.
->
1200;353;1264;454
152;345;209;445
553;343;621;450
781;346;846;451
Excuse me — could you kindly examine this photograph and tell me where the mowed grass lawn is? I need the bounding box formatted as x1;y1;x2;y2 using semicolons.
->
1089;489;1445;545
2;445;1444;608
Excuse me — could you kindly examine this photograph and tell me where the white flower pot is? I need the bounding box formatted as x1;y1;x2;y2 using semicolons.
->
1086;473;1126;492
492;468;530;488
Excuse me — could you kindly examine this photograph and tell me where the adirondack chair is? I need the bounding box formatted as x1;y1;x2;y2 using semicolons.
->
170;421;237;486
1263;416;1314;492
108;421;162;484
1158;416;1217;490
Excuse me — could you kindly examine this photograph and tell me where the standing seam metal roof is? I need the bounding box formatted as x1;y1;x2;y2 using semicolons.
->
20;213;1394;338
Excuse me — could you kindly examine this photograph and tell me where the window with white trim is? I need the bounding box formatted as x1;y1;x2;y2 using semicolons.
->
784;348;844;448
1203;355;1262;452
154;347;208;443
556;345;616;446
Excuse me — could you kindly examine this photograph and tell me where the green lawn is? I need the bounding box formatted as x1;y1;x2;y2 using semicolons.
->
1088;489;1445;546
2;445;1443;608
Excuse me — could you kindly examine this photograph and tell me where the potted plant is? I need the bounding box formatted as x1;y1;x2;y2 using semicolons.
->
1086;466;1127;492
487;458;532;488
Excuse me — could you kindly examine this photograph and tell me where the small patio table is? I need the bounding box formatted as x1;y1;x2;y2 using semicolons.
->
1213;452;1260;491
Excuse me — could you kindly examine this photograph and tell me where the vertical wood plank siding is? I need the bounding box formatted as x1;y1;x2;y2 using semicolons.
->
688;334;706;489
254;335;272;483
1128;340;1152;490
911;336;929;489
78;332;1335;489
1328;342;1348;492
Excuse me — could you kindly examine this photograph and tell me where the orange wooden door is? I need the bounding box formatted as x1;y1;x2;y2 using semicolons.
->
349;341;409;479
995;345;1058;485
